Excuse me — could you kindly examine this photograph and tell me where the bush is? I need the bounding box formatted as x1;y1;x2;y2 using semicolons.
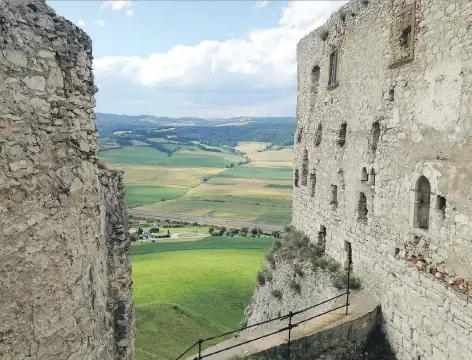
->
327;260;340;273
293;264;304;277
289;280;301;294
332;272;362;290
283;224;294;233
256;271;266;286
271;289;282;299
312;256;329;270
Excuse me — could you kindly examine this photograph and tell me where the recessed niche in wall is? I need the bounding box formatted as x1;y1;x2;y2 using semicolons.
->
361;167;368;182
358;192;368;223
297;128;303;143
389;3;416;68
436;195;446;221
371;121;381;153
294;169;299;187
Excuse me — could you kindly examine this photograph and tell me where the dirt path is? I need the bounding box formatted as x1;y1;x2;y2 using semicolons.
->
127;209;283;232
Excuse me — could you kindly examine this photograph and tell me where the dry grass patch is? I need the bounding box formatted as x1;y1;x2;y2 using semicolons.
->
236;141;271;155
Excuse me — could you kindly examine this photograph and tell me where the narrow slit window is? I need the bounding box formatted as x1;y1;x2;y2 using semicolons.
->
294;169;299;187
310;171;316;197
301;150;309;186
330;185;338;207
317;226;326;252
361;168;368;182
337;123;347;147
315;123;322;147
329;51;339;85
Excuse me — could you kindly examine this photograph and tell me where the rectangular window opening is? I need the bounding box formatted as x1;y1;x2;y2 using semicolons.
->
329;51;338;85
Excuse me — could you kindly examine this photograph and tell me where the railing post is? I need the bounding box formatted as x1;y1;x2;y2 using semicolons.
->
346;249;352;315
198;339;203;360
287;311;293;360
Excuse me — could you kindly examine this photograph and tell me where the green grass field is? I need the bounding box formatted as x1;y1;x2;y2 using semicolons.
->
132;237;272;360
217;166;293;180
125;185;187;207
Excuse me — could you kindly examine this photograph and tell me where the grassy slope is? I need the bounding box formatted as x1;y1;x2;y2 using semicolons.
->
132;237;273;360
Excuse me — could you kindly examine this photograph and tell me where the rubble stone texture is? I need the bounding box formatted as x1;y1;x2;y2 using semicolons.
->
0;0;134;359
293;1;472;359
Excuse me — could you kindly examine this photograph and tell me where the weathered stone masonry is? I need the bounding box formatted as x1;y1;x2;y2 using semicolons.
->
294;1;472;360
0;1;134;359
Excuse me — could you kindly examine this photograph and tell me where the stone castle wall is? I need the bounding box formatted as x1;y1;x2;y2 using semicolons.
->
0;1;134;359
293;1;472;360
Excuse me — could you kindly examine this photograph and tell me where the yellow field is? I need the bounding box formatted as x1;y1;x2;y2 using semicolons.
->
236;141;271;155
249;147;293;163
105;163;223;188
188;177;292;200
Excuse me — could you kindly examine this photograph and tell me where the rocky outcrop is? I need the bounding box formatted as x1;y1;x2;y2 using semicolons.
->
0;1;134;359
245;260;341;326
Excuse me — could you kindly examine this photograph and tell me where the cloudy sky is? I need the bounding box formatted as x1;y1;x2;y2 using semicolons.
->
47;1;345;118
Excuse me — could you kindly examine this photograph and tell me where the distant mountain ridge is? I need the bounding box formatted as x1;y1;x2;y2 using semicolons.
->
96;112;295;125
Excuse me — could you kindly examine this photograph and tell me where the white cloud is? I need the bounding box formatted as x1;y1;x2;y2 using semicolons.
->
253;1;269;10
94;20;106;27
76;19;85;27
101;1;132;11
94;1;346;115
125;9;134;16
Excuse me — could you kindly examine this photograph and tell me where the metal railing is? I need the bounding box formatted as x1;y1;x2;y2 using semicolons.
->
176;255;353;360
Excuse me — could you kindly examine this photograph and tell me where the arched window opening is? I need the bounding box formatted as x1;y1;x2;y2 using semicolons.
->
337;123;347;147
297;128;303;143
361;168;368;182
414;176;431;230
317;225;326;253
330;185;338;208
310;171;316;197
294;169;299;187
369;169;376;185
310;66;321;109
371;121;381;153
358;192;368;223
436;195;446;221
301;150;309;186
315;123;322;147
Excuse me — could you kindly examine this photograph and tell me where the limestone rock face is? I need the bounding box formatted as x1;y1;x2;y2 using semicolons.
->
245;261;341;326
0;0;134;359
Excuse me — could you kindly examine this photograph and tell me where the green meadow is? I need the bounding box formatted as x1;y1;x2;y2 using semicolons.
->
125;185;187;208
132;237;272;360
